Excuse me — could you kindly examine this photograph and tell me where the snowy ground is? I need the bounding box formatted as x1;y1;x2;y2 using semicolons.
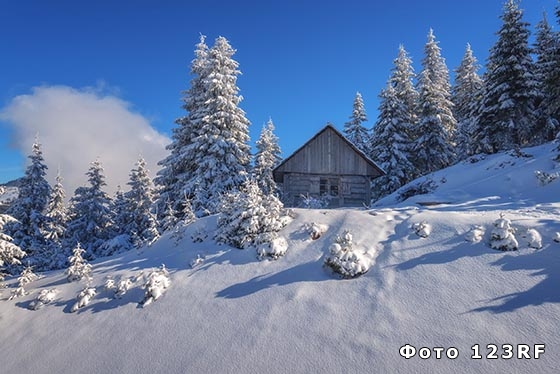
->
1;143;560;374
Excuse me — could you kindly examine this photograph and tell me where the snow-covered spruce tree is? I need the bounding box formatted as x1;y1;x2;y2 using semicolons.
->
41;171;69;270
215;178;285;250
344;92;369;153
66;243;92;283
185;36;252;214
253;118;282;196
111;186;130;239
452;44;484;159
140;264;170;307
534;13;560;142
155;35;209;222
7;139;51;266
370;83;416;200
324;230;371;278
65;160;114;259
9;265;38;300
123;157;159;247
414;29;456;175
490;214;518;251
0;214;26;279
475;0;538;153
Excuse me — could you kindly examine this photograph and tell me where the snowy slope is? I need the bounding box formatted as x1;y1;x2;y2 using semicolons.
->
1;144;560;374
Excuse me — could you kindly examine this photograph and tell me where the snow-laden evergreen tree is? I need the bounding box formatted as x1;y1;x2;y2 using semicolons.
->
158;199;179;233
414;29;456;175
343;92;369;153
155;35;209;222
534;13;560;141
9;265;38;300
140;264;170;307
41;171;69;269
452;44;484;158
370;83;416;200
111;186;129;237
476;0;539;153
7;139;51;264
65;160;114;259
215;178;285;250
390;45;419;139
122;157;159;247
490;214;518;251
184;36;252;214
66;243;92;283
0;214;26;276
253;119;282;196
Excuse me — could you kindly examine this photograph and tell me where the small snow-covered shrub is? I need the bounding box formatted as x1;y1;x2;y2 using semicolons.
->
554;232;560;243
140;265;170;307
298;193;331;209
190;254;205;268
29;289;58;310
302;222;328;240
412;221;432;238
397;179;438;202
257;237;288;260
523;228;542;249
324;230;371;279
8;265;38;300
104;274;137;298
465;225;485;243
71;287;96;312
66;244;92;283
535;170;559;186
489;215;518;251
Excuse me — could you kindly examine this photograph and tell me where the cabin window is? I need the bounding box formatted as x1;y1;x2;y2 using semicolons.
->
320;178;339;196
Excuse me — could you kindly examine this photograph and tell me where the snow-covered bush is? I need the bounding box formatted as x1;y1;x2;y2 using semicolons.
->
257;237;288;260
523;228;542;249
140;265;170;307
412;221;432;238
70;287;96;312
489;215;518;251
216;179;286;249
298;193;332;209
66;244;92;283
535;170;559;186
554;232;560;243
9;265;39;300
465;225;485;243
324;230;371;278
190;254;205;268
29;289;58;310
302;222;328;240
397;179;438;202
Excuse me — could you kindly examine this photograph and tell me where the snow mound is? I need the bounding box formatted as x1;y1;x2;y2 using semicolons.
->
465;225;485;243
523;228;543;249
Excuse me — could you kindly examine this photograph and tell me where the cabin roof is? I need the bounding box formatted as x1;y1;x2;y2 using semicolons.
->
273;124;385;177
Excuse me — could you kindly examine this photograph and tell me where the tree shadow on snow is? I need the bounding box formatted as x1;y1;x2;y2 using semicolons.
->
469;245;560;313
215;261;329;299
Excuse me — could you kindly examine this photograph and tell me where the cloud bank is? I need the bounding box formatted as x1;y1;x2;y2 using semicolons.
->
0;85;170;196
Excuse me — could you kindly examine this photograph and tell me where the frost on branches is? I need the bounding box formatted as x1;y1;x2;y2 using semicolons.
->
490;214;518;251
140;265;170;307
66;243;92;283
215;179;286;250
324;230;371;278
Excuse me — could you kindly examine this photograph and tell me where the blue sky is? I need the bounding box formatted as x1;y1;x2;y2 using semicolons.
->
0;0;557;189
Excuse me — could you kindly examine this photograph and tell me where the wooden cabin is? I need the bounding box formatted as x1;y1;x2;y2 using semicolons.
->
273;124;384;207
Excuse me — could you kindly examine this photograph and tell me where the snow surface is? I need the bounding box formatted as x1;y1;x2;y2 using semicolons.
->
1;143;560;373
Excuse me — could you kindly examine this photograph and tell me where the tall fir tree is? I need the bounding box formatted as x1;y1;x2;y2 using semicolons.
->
124;157;159;247
65;160;114;259
475;0;539;153
390;45;419;138
42;171;69;269
155;34;209;221
534;12;560;141
253;119;282;196
414;29;456;175
185;36;251;214
7;139;51;266
452;44;484;158
343;92;369;153
370;83;416;200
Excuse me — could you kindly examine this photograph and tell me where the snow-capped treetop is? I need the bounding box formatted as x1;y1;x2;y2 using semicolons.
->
344;92;369;153
253;118;282;196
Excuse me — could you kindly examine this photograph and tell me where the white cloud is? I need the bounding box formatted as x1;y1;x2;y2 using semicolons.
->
0;85;170;196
